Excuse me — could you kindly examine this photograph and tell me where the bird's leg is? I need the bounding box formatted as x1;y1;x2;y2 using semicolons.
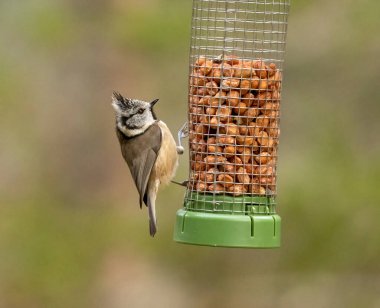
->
147;179;160;237
176;122;188;155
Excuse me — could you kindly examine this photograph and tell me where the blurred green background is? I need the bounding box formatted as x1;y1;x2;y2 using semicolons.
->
1;0;380;307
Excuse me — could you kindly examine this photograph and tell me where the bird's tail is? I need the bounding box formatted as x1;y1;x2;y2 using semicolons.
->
148;199;157;237
147;181;159;237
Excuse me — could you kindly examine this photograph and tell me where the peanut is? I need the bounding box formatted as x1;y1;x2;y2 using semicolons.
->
233;102;248;115
206;106;216;115
195;56;206;67
204;155;227;165
193;153;204;161
198;171;212;183
191;139;207;152
240;79;251;95
195;86;208;97
272;90;281;101
245;107;259;119
236;135;255;146
259;79;268;90
235;145;244;154
268;63;277;77
209;91;226;107
256;115;270;128
221;123;239;135
208;183;224;193
190;106;203;122
209;116;219;128
211;63;233;80
240;147;251;164
220;63;233;77
230;156;243;166
208;143;223;154
241;92;255;107
224;145;236;158
191;73;207;86
196;182;207;191
251;184;266;195
189;55;282;196
259;175;275;185
252;140;260;153
205;81;219;96
237;167;251;184
251;76;260;89
253;60;268;79
199;115;210;125
199;95;211;106
216;106;231;122
228;184;247;196
243;59;255;67
254;164;275;176
245;163;254;174
248;122;261;136
267;121;280;137
256;131;269;146
192;161;206;172
233;64;254;78
189;95;200;106
239;126;248;135
190;171;200;181
254;152;271;164
219;162;235;173
217;174;234;187
227;90;240;107
216;135;235;145
221;78;240;90
201;167;219;182
273;70;282;88
225;55;240;66
207;137;216;145
261;101;279;116
257;91;272;106
195;124;207;135
198;60;213;76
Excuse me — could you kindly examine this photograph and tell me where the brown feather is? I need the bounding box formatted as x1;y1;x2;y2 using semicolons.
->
116;121;178;236
116;122;162;209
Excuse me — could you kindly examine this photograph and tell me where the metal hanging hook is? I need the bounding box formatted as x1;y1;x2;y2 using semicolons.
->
176;122;188;155
171;122;189;187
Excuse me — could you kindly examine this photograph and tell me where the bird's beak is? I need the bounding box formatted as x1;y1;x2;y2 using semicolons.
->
150;99;159;107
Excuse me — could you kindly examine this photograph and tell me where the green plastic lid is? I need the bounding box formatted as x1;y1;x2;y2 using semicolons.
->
173;193;281;248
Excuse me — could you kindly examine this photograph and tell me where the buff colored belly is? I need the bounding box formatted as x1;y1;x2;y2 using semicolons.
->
151;121;178;186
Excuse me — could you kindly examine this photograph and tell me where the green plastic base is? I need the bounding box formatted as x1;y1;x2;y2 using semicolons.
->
174;209;281;248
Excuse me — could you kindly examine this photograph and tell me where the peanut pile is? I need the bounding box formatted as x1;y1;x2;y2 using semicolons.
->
188;55;282;196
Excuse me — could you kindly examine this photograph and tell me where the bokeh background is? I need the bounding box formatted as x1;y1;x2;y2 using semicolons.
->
1;0;380;307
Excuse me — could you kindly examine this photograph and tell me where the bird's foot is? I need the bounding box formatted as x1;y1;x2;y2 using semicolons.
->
171;180;189;187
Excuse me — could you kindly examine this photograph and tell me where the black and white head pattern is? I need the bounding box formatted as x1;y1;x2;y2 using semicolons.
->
112;91;158;137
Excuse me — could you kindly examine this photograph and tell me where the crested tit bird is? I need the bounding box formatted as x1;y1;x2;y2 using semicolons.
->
111;92;179;236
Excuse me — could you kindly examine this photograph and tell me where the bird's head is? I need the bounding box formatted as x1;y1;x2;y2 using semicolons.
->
112;91;158;136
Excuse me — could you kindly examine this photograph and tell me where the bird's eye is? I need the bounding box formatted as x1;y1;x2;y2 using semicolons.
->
138;109;144;114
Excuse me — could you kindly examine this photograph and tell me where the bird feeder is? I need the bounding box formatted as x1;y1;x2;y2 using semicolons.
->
174;0;290;248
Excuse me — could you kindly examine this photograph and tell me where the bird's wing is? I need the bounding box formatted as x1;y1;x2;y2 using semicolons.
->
116;123;162;208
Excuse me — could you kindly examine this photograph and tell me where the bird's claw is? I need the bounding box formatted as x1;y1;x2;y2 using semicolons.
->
171;180;189;187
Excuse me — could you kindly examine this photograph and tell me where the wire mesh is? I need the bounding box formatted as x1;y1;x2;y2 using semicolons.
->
185;0;290;214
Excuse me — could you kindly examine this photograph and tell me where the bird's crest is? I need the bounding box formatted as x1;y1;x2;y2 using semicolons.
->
112;91;133;111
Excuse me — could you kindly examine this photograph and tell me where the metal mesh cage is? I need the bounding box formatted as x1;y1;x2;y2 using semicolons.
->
185;0;290;214
174;0;290;248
